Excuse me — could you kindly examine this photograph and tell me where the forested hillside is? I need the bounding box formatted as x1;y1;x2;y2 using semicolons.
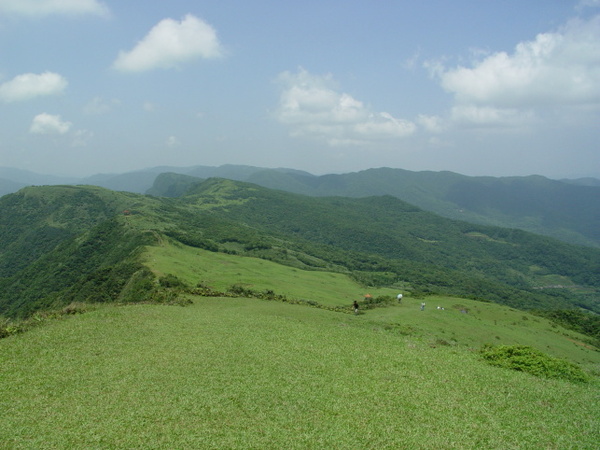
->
0;186;160;317
1;180;598;319
179;178;600;311
2;165;598;248
147;166;600;248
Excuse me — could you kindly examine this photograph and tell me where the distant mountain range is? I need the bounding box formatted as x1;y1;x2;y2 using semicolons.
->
1;165;599;248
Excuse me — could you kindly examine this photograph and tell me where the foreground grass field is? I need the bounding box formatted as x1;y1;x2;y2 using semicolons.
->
1;298;598;448
364;295;599;372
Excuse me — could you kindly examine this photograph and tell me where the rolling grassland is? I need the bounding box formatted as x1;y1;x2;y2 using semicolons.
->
1;182;599;448
1;243;598;448
146;242;598;369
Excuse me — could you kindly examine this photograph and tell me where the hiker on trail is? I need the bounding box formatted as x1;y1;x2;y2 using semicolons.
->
397;293;403;303
353;301;359;315
420;302;425;311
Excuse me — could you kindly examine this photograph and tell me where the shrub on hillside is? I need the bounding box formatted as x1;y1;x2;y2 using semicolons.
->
480;344;589;383
165;230;219;252
532;309;600;346
61;302;90;315
158;274;187;289
361;295;394;309
0;317;21;338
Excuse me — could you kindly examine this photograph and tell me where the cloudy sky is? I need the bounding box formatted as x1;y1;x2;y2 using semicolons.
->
1;0;599;178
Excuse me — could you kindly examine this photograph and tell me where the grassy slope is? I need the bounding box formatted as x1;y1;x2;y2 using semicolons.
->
146;241;599;371
144;241;399;307
1;299;598;448
2;234;599;447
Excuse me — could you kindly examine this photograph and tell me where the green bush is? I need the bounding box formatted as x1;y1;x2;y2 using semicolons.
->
361;295;394;309
533;309;600;345
158;274;187;289
61;302;90;315
480;344;590;383
0;317;22;338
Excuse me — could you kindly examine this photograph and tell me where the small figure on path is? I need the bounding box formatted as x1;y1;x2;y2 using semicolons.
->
397;293;403;303
420;302;425;311
353;300;359;315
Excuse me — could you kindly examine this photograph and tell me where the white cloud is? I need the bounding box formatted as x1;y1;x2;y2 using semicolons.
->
143;101;157;112
0;0;109;17
450;105;534;128
276;68;415;145
577;0;600;10
417;114;445;133
0;72;67;102
72;129;94;146
166;136;180;148
29;113;72;134
424;15;600;130
438;16;600;109
354;112;416;138
403;50;422;71
113;14;224;72
83;96;120;114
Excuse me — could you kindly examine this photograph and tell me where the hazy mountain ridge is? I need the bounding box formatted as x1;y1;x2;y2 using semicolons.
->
561;177;600;187
1;165;599;249
242;169;600;248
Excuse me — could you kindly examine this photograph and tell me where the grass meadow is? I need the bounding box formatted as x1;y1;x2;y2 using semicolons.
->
144;242;400;306
145;242;599;372
1;298;599;448
364;295;600;372
2;239;599;448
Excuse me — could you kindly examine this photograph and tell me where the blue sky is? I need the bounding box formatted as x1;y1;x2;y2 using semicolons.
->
0;0;599;178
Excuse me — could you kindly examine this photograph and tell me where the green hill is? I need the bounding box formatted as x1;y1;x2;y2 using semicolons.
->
1;181;599;447
1;180;599;318
1;296;598;448
147;166;600;248
245;168;600;248
178;178;600;311
3;164;598;247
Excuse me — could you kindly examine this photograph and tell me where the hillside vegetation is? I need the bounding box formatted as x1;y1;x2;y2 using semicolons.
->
246;168;600;248
2;164;598;248
179;178;600;312
1;180;598;319
1;181;599;447
147;166;600;248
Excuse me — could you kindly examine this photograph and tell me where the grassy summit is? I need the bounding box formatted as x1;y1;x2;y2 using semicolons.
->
1;297;598;448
